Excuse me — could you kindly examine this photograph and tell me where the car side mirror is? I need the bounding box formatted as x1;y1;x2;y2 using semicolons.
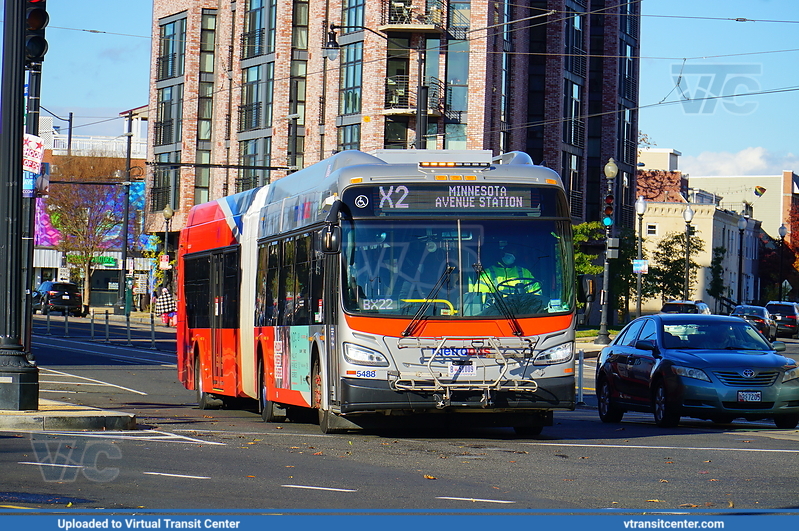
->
634;339;660;355
771;341;786;352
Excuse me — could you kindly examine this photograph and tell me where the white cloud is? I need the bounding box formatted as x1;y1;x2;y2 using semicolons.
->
681;147;799;176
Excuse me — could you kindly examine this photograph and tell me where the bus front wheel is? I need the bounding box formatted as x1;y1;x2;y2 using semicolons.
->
312;358;348;434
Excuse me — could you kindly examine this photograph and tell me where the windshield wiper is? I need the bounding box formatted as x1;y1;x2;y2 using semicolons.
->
401;266;456;337
473;263;523;337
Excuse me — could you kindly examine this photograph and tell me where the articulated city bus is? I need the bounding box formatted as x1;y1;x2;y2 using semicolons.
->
176;149;581;434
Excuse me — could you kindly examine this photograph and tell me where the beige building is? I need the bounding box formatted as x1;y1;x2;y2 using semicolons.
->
636;202;760;314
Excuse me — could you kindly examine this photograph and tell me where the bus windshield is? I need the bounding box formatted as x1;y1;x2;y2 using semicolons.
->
341;219;574;318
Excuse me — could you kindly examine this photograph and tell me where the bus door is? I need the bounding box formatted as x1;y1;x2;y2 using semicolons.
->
323;251;340;404
210;248;240;391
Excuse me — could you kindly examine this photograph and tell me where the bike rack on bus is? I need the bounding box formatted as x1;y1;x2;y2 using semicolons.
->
394;335;538;408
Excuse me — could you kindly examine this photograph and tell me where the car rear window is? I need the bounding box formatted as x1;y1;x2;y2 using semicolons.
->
661;304;697;313
767;304;796;314
51;283;78;292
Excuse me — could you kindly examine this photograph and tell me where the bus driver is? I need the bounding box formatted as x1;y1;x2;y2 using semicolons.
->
469;244;542;296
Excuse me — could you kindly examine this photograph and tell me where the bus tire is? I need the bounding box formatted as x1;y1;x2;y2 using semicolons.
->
312;357;351;434
195;356;223;410
258;358;286;423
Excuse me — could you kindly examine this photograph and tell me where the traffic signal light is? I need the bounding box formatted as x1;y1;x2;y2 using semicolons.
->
25;0;49;66
601;193;614;226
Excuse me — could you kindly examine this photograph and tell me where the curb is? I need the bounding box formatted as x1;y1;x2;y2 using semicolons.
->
0;399;136;431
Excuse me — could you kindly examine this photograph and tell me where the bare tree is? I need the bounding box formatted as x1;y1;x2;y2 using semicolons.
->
45;154;127;306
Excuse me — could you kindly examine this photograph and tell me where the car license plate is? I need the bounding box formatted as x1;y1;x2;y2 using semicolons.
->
63;295;70;300
737;391;761;402
449;362;475;377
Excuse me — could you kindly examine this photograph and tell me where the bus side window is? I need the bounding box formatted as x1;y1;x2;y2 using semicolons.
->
266;242;280;326
281;238;296;326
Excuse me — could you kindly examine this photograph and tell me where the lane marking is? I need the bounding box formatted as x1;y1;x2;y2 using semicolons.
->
143;472;210;480
521;442;799;453
25;429;226;446
19;462;83;468
436;496;515;504
281;485;357;492
39;368;148;396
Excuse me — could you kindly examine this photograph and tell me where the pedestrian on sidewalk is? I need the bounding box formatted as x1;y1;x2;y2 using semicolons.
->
154;286;177;326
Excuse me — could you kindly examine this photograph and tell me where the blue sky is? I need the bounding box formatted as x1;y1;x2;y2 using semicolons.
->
15;1;799;176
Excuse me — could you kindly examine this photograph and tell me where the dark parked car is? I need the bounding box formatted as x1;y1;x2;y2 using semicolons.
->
731;305;777;341
660;300;711;314
32;281;83;317
596;314;799;429
765;301;799;339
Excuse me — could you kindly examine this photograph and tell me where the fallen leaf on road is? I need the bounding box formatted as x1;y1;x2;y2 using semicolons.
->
728;501;735;508
659;479;669;483
423;474;437;480
679;504;699;508
646;499;664;503
313;451;323;455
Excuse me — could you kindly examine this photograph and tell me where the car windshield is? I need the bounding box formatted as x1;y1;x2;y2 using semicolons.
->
341;219;574;318
663;321;772;350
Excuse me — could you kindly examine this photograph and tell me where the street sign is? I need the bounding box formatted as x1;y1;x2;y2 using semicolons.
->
783;280;792;293
159;254;172;270
633;259;649;274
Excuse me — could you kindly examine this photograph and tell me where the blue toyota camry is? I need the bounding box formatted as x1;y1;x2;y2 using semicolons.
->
596;314;799;429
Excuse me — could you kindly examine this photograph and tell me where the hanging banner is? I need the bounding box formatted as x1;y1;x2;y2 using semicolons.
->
23;133;45;174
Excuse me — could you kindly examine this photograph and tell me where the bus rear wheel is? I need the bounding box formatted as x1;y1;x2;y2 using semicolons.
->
258;359;285;423
195;357;222;410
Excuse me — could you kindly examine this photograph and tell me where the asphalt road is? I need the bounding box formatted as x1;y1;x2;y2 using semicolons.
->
2;321;798;512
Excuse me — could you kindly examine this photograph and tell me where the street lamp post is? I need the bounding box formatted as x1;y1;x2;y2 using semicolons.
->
595;158;618;345
163;204;174;291
737;215;747;304
778;223;788;300
635;196;647;318
683;204;694;301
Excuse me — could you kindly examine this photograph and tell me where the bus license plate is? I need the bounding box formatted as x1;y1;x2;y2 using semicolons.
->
737;391;761;402
449;363;475;377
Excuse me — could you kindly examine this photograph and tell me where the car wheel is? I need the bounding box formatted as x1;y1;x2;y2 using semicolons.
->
652;381;680;428
774;414;799;429
597;377;624;423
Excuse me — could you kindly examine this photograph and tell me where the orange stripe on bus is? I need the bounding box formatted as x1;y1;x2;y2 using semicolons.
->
343;313;573;337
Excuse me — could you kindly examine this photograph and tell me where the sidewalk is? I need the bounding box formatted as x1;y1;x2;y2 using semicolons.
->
0;399;136;431
575;337;604;358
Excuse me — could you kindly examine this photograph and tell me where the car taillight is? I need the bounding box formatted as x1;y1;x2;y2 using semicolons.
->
752;318;765;324
48;291;57;295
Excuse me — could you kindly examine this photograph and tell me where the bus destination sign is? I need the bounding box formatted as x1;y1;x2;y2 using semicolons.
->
344;184;553;216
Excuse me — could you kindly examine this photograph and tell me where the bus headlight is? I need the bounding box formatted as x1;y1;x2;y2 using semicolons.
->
533;343;573;366
343;343;390;367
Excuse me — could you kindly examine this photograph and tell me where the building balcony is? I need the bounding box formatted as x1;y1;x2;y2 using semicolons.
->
378;0;446;33
383;75;444;116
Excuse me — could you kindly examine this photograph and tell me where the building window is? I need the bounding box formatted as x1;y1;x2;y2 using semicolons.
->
343;0;365;28
444;123;467;149
243;0;265;58
338;124;360;151
200;13;216;73
152;152;181;213
292;0;309;50
563;152;583;219
290;60;306;126
563;80;584;147
239;66;262;132
197;82;213;141
339;42;363;116
565;10;586;77
155;84;183;146
195;150;210;205
238;139;261;192
264;62;274;129
384;118;408;149
647;223;657;236
157;18;185;80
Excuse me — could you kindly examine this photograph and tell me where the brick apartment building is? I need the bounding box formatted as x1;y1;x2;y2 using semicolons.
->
145;0;640;241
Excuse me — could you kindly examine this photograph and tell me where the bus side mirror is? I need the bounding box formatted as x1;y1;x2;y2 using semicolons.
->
323;224;341;254
577;274;596;303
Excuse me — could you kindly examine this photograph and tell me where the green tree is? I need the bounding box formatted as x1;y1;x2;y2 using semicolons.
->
650;231;705;303
572;221;604;276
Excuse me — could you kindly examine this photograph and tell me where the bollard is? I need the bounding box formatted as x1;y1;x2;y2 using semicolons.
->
90;310;95;341
45;310;51;336
149;312;158;350
105;311;111;343
576;349;585;405
64;310;70;338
